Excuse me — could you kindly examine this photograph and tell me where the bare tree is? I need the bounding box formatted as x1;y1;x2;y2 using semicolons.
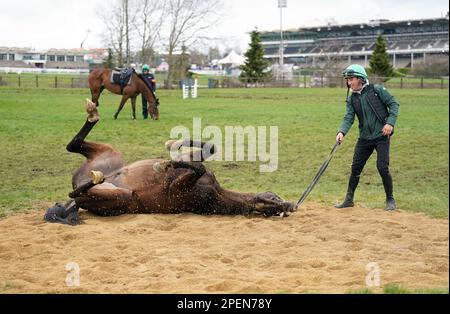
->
100;0;223;74
208;46;222;62
310;55;346;87
124;0;131;65
163;0;223;85
132;0;165;65
99;0;134;67
190;49;209;66
412;55;449;77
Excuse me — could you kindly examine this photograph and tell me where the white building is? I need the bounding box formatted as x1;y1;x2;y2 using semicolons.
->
0;47;107;72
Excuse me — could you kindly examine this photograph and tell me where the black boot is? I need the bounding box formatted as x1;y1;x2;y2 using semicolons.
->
380;170;395;211
335;193;354;208
335;173;359;208
386;197;396;211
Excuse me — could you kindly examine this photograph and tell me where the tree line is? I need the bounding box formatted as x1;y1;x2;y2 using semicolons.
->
99;0;223;84
100;1;446;86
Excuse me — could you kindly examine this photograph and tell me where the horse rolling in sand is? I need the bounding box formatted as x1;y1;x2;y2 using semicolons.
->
88;68;159;120
44;100;295;225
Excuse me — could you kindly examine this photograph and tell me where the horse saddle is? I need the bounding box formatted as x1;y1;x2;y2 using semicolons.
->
111;68;134;94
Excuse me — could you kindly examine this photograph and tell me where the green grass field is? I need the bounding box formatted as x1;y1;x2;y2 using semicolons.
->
0;86;448;218
347;284;449;294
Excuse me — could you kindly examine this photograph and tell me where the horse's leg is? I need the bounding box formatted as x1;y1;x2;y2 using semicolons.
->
91;86;104;107
67;100;124;180
66;100;101;158
69;170;105;198
153;160;207;193
165;139;217;162
131;96;137;121
113;95;130;120
66;100;100;158
67;100;123;180
74;184;138;217
169;162;207;192
45;100;124;225
44;172;132;224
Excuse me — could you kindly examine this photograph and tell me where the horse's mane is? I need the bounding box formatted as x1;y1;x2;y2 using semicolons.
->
136;73;158;103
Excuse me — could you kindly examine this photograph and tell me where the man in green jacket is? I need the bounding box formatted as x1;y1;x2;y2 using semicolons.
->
335;64;399;211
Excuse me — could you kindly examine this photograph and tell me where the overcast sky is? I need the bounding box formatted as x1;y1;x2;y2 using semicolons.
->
0;0;448;52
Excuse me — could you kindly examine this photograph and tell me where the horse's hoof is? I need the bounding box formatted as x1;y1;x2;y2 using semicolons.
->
85;99;100;122
85;99;95;109
165;140;180;151
89;170;105;184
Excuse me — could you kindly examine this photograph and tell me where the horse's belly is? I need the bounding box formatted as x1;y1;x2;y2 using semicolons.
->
133;191;180;214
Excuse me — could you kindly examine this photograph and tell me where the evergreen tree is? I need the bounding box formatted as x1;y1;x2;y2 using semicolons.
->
240;29;270;83
369;35;394;79
103;48;115;69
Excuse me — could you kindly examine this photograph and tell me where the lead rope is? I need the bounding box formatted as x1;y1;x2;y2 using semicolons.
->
295;141;341;209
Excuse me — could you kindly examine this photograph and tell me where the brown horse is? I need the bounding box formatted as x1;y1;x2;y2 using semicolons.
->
44;100;294;225
88;68;159;120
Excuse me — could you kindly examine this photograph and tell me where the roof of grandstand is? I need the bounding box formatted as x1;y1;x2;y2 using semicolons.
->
260;16;449;64
260;17;449;42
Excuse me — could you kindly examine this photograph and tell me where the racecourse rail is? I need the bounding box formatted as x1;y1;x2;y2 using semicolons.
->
0;72;448;90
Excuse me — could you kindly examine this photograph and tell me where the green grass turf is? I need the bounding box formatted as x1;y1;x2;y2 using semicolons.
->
0;87;448;218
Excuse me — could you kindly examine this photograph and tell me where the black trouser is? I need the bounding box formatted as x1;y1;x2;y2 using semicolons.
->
142;95;148;119
142;85;156;119
346;136;394;199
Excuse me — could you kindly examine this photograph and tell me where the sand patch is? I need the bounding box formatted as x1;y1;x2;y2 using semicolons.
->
0;203;448;293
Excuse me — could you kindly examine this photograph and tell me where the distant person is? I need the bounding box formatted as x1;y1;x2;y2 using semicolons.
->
141;64;157;120
335;64;400;211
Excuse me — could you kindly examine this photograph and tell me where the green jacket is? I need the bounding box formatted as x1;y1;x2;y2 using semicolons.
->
339;84;400;140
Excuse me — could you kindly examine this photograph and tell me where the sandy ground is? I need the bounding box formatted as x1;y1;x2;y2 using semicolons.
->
0;203;448;294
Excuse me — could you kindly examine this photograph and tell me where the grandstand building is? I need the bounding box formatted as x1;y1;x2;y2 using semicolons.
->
0;47;107;72
261;17;449;69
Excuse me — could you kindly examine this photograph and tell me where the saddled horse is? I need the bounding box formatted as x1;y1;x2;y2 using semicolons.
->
88;68;159;120
44;100;295;225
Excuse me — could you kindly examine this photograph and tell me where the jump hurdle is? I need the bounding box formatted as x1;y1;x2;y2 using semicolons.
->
182;79;198;99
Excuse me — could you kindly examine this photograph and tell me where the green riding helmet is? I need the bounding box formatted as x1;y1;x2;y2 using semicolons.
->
142;64;150;71
342;64;368;80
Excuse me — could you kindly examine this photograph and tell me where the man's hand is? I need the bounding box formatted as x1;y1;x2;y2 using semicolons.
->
382;124;394;137
336;132;345;144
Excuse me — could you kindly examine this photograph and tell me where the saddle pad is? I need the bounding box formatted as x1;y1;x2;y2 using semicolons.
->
110;69;133;85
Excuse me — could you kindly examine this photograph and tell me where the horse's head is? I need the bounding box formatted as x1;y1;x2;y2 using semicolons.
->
44;202;80;225
149;98;160;120
138;73;160;120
